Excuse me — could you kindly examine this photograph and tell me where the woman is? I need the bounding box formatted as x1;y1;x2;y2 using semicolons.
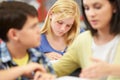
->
36;0;80;60
53;0;120;80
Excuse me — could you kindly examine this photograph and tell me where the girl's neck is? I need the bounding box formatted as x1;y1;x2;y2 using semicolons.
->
46;33;67;51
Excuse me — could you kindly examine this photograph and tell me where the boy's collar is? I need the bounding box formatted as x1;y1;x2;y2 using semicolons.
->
28;48;43;62
0;42;43;63
0;41;12;63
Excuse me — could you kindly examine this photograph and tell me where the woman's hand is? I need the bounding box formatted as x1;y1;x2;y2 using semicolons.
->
80;58;111;79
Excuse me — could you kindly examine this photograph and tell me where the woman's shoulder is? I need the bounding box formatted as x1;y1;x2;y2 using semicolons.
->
77;30;92;39
71;30;93;45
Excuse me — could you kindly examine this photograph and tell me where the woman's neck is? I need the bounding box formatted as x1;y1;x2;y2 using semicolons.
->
94;30;115;45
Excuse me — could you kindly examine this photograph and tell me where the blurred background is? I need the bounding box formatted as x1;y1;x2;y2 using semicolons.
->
0;0;86;30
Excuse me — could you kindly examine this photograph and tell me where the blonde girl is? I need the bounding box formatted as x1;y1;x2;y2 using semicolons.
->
36;0;80;60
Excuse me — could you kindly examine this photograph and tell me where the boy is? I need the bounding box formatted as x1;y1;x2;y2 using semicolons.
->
0;1;54;80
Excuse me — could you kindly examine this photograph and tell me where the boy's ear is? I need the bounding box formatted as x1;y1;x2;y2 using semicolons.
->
7;28;19;41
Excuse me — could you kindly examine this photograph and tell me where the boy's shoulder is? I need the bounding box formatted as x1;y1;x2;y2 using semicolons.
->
0;41;12;63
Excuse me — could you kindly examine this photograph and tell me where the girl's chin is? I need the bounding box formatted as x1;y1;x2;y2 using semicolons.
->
56;34;64;37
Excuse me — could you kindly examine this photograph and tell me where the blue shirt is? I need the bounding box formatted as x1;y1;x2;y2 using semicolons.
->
36;34;67;55
0;41;54;80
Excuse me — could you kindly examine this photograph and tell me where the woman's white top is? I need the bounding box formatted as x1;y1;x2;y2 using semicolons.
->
92;35;120;80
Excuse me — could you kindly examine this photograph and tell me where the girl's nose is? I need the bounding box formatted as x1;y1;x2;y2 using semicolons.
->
60;25;66;31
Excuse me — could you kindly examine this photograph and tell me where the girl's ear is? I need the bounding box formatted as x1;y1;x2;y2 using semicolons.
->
7;28;19;41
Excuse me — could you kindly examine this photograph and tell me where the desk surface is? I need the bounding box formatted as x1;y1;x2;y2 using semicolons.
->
56;76;90;80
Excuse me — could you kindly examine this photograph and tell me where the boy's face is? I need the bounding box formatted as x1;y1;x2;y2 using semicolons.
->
16;16;41;48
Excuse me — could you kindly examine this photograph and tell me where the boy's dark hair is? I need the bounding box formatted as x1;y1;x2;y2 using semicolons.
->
81;0;120;36
0;1;38;42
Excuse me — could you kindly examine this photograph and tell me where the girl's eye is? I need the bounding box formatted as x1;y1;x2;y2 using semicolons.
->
67;24;72;27
57;21;63;25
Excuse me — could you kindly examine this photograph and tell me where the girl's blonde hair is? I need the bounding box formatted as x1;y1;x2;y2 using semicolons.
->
41;0;80;45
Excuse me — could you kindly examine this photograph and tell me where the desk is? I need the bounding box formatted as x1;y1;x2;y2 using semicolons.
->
56;76;90;80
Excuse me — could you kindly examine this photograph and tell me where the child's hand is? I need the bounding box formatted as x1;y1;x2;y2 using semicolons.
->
21;62;46;78
34;71;56;80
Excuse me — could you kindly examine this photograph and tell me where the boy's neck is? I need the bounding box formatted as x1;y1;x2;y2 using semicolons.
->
6;42;28;59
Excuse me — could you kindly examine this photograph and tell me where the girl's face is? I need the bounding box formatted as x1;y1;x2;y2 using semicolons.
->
83;0;115;30
50;13;74;37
